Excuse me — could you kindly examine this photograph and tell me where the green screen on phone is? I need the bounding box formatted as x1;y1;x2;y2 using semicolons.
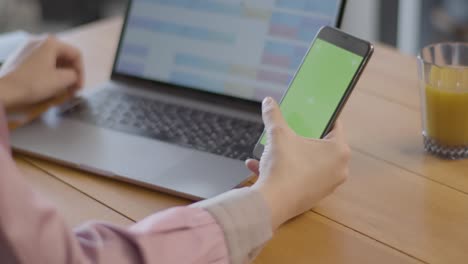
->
260;38;364;145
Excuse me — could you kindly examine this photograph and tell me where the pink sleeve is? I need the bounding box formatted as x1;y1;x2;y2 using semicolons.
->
0;106;229;264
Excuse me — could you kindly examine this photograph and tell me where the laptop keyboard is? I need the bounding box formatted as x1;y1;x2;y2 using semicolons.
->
62;89;264;161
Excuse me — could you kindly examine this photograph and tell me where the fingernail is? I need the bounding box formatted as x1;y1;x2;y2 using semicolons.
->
263;97;273;107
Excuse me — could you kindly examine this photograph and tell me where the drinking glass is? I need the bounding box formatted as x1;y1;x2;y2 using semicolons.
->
418;42;468;159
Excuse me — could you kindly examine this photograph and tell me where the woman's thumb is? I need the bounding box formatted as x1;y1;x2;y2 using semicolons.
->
262;97;289;136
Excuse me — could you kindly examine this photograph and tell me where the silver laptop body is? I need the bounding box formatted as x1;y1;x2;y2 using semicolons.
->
11;0;346;200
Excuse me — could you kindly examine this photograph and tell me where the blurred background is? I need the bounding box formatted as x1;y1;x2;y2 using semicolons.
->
0;0;467;55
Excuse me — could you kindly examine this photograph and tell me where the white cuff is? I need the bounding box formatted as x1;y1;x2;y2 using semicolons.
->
192;188;273;264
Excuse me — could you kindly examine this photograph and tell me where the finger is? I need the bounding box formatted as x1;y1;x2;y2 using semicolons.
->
262;97;290;140
324;120;345;142
57;56;84;91
50;39;84;89
58;46;84;89
52;69;78;94
245;159;260;176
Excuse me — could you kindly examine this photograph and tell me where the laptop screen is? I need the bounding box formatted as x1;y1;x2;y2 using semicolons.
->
115;0;345;102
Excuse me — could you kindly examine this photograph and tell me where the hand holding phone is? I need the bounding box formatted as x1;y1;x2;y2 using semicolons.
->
253;26;373;159
247;97;351;230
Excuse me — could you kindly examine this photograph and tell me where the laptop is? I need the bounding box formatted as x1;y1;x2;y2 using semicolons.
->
11;0;347;200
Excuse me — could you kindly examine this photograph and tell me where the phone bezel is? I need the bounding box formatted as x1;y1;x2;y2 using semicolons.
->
253;26;374;159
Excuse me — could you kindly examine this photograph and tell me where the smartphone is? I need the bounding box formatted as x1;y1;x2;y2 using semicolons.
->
253;26;373;159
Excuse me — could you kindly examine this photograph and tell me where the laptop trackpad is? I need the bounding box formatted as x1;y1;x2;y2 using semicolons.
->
11;118;249;199
151;153;250;199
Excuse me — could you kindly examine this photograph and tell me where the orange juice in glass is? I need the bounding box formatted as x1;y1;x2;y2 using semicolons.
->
418;42;468;159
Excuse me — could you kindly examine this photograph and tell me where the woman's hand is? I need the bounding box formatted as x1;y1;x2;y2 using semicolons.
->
246;97;350;230
0;36;83;109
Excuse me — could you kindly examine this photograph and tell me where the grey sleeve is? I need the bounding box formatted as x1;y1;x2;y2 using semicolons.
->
191;188;273;264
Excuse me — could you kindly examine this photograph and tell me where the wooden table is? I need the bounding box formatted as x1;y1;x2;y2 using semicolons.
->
15;18;468;264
